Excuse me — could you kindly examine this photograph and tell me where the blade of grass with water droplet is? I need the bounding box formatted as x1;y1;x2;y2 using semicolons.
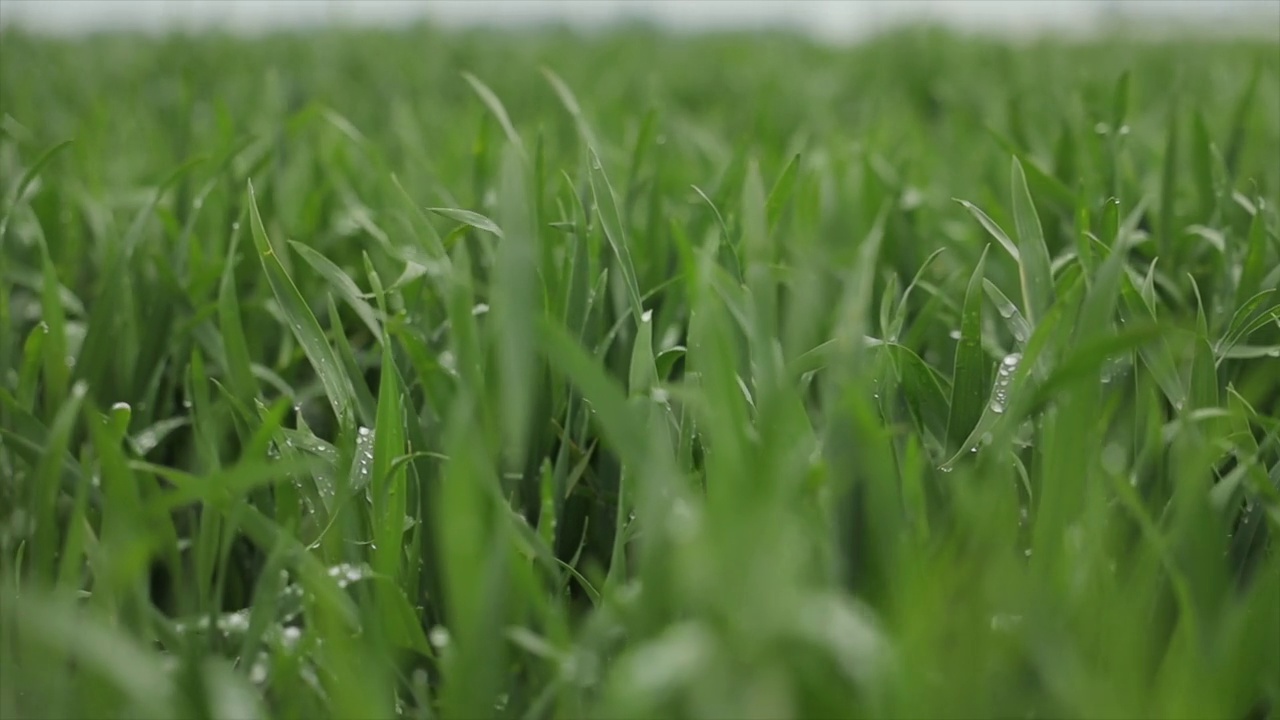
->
1011;157;1056;326
247;180;355;430
324;293;378;430
983;279;1032;347
38;242;69;419
879;273;901;343
588;147;644;325
955;199;1020;263
946;246;990;453
629;308;656;397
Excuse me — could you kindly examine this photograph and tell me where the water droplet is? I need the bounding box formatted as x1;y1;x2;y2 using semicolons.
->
641;309;653;323
949;330;962;340
1002;353;1021;368
429;625;451;649
249;657;269;684
1024;548;1033;558
217;609;251;635
471;303;489;316
990;613;1023;632
192;197;203;210
1094;122;1110;135
232;222;241;231
327;562;370;588
439;350;457;375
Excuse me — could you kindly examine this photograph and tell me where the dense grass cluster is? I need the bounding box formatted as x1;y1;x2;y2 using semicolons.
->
1;20;1278;720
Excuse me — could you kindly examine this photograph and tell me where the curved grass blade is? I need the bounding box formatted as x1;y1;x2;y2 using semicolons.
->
493;143;541;464
289;240;382;337
217;222;260;408
883;343;951;442
0;138;74;245
955;199;1019;262
461;71;525;156
247;180;355;429
1011;157;1056;325
766;153;801;232
983;278;1032;346
427;206;505;239
541;67;599;152
588;147;644;325
946;246;990;452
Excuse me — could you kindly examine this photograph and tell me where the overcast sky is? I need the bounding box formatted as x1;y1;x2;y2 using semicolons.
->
1;1;1277;40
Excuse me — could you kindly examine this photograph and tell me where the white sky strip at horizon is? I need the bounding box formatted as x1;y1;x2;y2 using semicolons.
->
1;0;1277;40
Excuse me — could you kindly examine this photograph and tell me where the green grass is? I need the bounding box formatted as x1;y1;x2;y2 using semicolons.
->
2;19;1279;720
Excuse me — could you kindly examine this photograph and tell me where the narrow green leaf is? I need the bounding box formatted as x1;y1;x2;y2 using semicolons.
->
427;206;505;239
955;199;1020;262
247;180;355;429
461;71;525;156
1010;157;1056;325
946;246;990;451
588;147;644;324
765;153;801;231
0;138;74;244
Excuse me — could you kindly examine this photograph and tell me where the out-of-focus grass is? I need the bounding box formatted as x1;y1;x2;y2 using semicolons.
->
1;21;1278;720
